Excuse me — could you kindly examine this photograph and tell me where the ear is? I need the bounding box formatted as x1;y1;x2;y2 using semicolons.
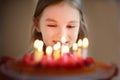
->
33;18;41;32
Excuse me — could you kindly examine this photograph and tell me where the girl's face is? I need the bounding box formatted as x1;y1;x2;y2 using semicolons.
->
37;3;80;48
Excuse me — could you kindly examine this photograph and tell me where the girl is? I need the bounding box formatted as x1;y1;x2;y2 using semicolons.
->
32;0;87;51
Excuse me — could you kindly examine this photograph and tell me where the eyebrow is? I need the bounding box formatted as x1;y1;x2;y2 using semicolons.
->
45;18;78;23
45;18;57;22
69;21;78;23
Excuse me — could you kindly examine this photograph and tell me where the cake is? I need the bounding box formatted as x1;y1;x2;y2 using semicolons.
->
0;54;118;80
0;39;118;80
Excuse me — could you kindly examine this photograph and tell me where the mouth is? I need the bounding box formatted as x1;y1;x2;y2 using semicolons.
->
53;40;61;44
53;40;69;45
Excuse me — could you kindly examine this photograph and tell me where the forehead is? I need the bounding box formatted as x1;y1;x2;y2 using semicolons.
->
40;2;80;22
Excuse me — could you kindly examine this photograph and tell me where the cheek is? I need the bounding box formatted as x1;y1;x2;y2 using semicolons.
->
71;33;78;44
68;29;79;47
41;29;55;46
69;29;79;40
42;37;51;46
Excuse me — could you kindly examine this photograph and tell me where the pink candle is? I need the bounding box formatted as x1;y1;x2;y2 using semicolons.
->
72;43;78;57
61;45;71;68
46;46;55;67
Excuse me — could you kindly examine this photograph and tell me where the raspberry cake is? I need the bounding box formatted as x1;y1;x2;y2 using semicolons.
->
0;39;118;80
0;55;118;80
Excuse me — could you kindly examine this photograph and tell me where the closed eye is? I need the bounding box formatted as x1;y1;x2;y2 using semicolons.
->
67;25;76;28
47;24;57;27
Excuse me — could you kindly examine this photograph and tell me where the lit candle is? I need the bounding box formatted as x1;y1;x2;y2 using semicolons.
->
45;46;57;68
61;45;70;67
61;36;67;55
34;39;40;53
34;40;44;63
46;46;53;57
72;43;78;57
82;37;89;59
46;46;53;63
61;45;69;56
61;36;66;44
53;42;61;60
77;39;82;57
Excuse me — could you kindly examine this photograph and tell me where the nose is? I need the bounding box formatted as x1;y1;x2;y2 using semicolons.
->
57;27;67;40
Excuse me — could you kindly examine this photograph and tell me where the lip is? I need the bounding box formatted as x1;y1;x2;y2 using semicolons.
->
53;40;69;45
53;40;61;44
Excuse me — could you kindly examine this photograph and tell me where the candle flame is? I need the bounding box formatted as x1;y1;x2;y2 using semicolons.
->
61;36;66;44
34;39;39;48
78;39;82;47
82;37;89;48
61;45;69;55
46;46;53;56
34;39;43;49
72;43;78;51
53;42;61;50
53;42;61;60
